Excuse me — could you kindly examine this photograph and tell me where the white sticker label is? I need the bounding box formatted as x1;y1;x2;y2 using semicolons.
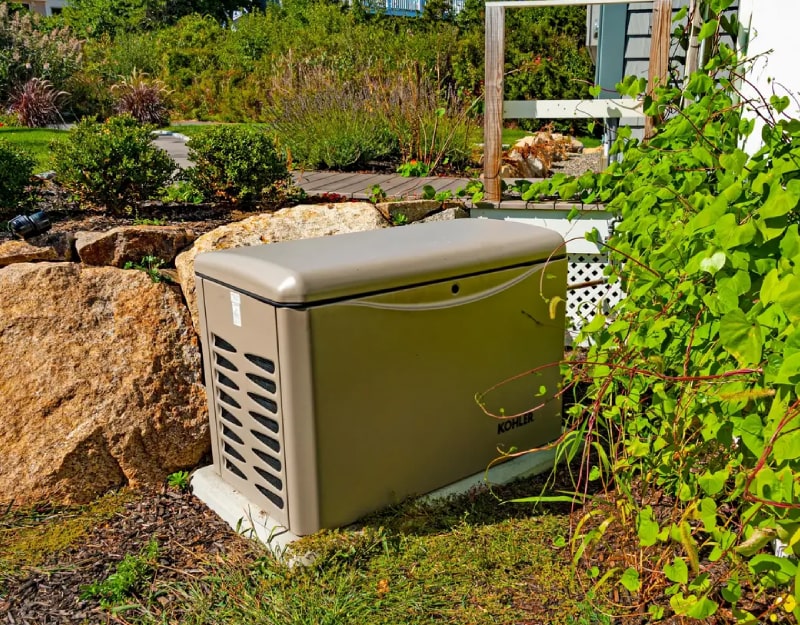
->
230;291;241;327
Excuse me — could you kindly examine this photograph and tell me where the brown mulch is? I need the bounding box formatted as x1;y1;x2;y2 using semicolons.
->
0;489;255;625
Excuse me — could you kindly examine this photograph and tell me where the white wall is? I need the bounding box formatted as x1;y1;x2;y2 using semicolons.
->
738;1;800;153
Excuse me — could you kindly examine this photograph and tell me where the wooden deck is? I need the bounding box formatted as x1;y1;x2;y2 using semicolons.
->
291;171;546;209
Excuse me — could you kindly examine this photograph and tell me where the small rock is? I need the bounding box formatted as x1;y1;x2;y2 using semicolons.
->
27;231;76;261
75;225;197;267
0;240;59;266
374;199;441;224
417;206;470;223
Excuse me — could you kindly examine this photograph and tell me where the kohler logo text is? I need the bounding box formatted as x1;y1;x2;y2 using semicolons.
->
497;412;534;434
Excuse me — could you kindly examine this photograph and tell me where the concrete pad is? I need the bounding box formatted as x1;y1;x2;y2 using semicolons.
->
191;446;556;560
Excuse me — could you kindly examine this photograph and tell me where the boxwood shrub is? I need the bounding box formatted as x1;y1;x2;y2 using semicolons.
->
186;125;289;207
0;140;35;217
52;115;175;214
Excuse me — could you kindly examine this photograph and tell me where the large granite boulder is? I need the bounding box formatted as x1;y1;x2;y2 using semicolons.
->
176;202;389;332
75;225;197;267
0;262;209;505
0;233;75;266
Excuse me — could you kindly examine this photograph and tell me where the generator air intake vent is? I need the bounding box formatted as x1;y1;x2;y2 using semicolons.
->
247;373;277;394
250;411;279;433
256;484;284;509
207;327;289;526
245;353;275;374
213;334;237;352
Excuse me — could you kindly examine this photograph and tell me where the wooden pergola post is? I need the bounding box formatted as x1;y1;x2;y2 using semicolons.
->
484;4;505;203
644;0;672;139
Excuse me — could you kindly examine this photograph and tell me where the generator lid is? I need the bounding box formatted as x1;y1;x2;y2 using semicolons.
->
194;218;565;305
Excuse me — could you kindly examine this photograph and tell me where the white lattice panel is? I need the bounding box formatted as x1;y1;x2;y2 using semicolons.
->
566;253;624;341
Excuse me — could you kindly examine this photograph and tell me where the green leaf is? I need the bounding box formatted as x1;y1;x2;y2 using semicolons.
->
774;352;800;385
777;276;800;323
749;553;798;586
719;310;762;366
698;469;728;496
620;567;641;592
761;180;800;218
637;506;660;547
700;251;726;274
771;95;791;114
719;149;748;175
735;527;778;556
698;19;718;42
664;557;689;584
773;429;800;463
670;593;718;618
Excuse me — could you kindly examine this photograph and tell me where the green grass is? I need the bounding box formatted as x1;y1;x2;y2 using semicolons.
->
0;127;67;172
126;480;597;624
0;477;603;624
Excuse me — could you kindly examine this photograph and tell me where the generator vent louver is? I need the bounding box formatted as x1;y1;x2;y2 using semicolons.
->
210;333;287;514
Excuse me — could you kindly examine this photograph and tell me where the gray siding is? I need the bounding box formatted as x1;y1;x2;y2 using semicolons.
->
615;1;738;135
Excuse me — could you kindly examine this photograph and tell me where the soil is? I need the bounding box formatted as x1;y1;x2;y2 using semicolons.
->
0;488;256;624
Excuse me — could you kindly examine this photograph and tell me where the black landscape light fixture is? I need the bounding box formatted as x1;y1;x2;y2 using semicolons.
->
8;211;51;239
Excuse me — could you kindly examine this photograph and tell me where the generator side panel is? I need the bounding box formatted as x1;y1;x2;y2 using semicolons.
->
308;258;567;530
197;278;290;529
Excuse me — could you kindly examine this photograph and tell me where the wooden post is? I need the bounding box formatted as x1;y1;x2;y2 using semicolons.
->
484;4;504;203
644;0;672;140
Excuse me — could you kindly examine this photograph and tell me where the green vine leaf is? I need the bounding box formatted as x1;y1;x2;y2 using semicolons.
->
619;567;641;592
637;506;660;547
664;557;689;584
719;310;762;366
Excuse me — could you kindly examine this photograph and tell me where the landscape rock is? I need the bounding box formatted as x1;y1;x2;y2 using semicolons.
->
374;199;441;224
176;202;389;332
417;205;470;223
0;262;209;505
502;149;546;178
0;240;61;266
75;225;197;267
28;231;76;261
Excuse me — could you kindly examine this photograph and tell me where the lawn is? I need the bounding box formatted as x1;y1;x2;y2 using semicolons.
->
0;127;67;172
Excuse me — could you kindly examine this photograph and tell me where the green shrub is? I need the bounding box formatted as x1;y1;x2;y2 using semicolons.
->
52;115;175;214
186;125;290;206
0;139;35;216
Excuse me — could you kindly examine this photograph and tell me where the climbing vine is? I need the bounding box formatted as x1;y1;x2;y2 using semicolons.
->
514;2;800;622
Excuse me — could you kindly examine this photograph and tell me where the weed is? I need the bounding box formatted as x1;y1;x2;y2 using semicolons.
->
456;178;485;203
421;184;454;202
0;491;133;578
123;255;169;283
132;216;167;226
368;184;387;204
80;539;159;607
396;159;430;178
161;180;204;204
391;213;408;226
166;470;190;491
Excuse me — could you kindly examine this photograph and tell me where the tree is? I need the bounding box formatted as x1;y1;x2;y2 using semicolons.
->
62;0;261;39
